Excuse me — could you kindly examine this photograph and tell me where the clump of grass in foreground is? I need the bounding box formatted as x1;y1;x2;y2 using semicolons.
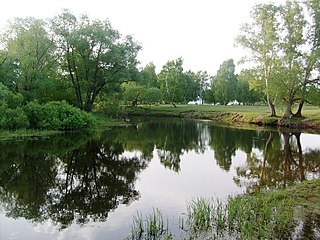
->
129;180;319;239
131;208;172;240
186;192;296;239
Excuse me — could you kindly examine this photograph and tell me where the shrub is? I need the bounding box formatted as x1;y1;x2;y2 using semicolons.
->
0;108;30;129
23;101;45;128
24;101;95;130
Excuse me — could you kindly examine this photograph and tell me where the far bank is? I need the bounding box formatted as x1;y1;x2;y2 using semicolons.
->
124;104;320;133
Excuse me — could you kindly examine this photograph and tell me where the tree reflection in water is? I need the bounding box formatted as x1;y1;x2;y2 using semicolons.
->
0;131;148;229
234;131;320;193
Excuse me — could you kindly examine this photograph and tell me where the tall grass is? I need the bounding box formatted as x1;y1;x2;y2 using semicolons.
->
129;179;319;239
131;194;295;239
130;208;172;240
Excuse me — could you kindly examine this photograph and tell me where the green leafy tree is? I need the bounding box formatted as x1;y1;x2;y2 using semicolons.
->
122;82;144;106
238;70;263;105
2;17;56;102
196;71;211;104
294;0;320;116
212;59;237;105
278;1;306;119
140;62;159;88
158;58;184;106
51;10;141;112
142;87;162;105
235;3;280;116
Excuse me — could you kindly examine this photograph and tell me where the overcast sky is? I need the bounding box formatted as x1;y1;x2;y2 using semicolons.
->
0;0;285;75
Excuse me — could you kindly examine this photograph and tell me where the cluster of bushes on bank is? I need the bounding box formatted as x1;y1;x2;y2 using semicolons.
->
0;83;94;131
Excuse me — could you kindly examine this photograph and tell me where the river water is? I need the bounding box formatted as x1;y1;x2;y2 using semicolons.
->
0;117;319;239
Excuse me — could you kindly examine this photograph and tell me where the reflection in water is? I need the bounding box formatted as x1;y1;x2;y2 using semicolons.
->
0;117;319;238
234;131;320;193
0;131;148;229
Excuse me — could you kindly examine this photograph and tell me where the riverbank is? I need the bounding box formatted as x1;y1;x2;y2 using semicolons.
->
125;104;320;133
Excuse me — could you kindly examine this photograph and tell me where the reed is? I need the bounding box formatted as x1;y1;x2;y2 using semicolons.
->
130;208;171;240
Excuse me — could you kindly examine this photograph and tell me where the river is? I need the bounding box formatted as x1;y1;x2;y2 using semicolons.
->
0;117;319;239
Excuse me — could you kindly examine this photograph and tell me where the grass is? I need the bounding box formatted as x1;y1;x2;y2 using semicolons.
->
130;208;172;240
129;179;320;239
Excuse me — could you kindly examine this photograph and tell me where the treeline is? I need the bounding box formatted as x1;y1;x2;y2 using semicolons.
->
1;0;320;129
0;8;258;129
123;58;262;107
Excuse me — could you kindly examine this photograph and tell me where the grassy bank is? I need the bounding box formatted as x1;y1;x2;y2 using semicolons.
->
130;179;320;239
125;104;320;132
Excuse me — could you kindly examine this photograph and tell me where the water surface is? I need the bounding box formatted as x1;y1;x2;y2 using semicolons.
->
0;117;319;239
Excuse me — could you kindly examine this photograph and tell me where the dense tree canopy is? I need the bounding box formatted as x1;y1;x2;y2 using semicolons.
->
51;10;141;111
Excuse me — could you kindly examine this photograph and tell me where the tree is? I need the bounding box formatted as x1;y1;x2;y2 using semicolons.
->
158;58;184;106
122;82;144;107
212;59;237;105
140;62;159;88
235;3;280;116
236;74;262;105
2;17;56;102
294;0;320;117
142;87;162;105
51;10;141;112
195;71;211;104
278;0;306;119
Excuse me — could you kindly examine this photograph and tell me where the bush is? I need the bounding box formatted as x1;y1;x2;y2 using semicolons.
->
0;108;30;130
24;101;95;130
0;83;23;108
23;101;44;128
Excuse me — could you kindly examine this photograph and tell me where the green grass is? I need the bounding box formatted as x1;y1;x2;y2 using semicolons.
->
130;208;172;240
129;179;320;239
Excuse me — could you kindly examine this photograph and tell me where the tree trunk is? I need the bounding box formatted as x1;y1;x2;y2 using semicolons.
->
294;100;304;118
282;95;294;120
267;97;277;117
283;103;293;120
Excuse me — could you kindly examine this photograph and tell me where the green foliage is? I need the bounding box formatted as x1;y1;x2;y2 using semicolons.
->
0;83;23;108
51;10;141;111
123;82;145;105
94;94;124;117
158;58;201;104
140;62;159;88
212;59;238;104
0;108;30;129
24;101;94;130
3;17;56;102
142;87;162;105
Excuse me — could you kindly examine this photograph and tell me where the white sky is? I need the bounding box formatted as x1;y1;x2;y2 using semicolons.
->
0;0;285;75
